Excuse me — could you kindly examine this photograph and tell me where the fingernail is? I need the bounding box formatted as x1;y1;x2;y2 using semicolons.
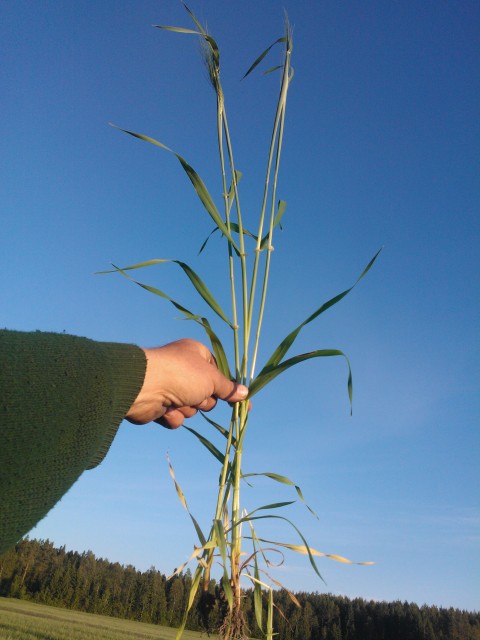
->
237;384;248;398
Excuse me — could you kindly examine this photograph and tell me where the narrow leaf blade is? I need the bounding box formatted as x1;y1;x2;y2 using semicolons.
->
262;249;382;369
183;426;225;465
154;25;201;35
243;37;287;79
173;260;232;327
110;124;239;251
250;349;352;412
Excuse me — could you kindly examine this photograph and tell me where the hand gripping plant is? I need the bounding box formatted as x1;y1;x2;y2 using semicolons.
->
105;5;378;639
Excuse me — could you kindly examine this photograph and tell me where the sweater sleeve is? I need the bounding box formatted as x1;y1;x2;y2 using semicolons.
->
0;330;146;556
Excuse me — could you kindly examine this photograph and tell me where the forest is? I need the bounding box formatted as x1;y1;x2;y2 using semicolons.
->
0;538;478;640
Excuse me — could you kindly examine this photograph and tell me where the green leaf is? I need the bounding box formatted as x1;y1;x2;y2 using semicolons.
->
260;199;287;248
109;124;239;252
213;519;233;610
252;539;263;633
200;412;237;445
243;37;287;79
213;519;228;565
242;471;318;518
101;258;232;328
246;501;295;517
197;316;232;379
183;426;225;465
267;588;274;638
186;564;203;610
199;221;257;255
250;349;353;414
182;1;218;54
227;169;243;207
274;199;287;228
174;564;204;640
198;227;220;255
262;249;382;370
264;65;283;76
174;260;232;326
102;266;233;375
228;222;257;242
102;263;198;319
154;2;220;65
174;155;233;241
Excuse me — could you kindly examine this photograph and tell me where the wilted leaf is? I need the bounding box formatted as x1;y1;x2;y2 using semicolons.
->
255;537;374;565
167;455;206;546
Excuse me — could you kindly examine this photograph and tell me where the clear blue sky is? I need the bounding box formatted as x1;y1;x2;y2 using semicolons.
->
2;0;479;612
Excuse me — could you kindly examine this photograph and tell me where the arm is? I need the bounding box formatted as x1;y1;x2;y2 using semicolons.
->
0;330;247;556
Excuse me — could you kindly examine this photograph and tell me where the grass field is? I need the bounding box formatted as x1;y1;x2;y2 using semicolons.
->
0;597;208;640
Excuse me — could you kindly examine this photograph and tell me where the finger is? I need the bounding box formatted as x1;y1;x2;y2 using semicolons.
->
229;384;249;402
178;406;198;419
156;414;183;429
156;406;194;429
211;372;249;403
196;396;217;412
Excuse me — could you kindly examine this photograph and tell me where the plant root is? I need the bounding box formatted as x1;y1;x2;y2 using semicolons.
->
218;606;249;640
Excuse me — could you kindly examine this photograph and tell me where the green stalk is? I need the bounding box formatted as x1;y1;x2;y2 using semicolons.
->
209;37;251;628
246;30;292;381
216;93;241;379
266;587;274;640
221;27;292;637
221;111;249;383
250;69;290;380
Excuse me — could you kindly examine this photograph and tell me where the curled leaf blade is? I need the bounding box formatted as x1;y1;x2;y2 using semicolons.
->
250;349;353;415
234;513;326;584
255;538;374;565
262;249;382;370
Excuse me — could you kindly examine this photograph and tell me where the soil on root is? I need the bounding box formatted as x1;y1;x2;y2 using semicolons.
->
218;606;249;640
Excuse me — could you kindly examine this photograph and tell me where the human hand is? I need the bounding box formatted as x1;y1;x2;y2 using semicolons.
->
125;338;248;429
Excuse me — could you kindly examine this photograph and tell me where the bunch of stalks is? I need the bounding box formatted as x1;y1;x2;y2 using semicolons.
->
105;4;378;639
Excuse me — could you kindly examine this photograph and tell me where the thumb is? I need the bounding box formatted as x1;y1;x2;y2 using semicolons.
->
212;369;249;403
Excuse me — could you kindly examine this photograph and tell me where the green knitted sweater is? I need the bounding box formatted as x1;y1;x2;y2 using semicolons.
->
0;330;146;556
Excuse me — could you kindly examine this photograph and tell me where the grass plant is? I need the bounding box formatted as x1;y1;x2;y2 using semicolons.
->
0;597;204;640
104;4;378;639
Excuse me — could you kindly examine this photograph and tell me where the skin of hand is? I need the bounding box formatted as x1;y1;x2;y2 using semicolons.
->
125;339;249;429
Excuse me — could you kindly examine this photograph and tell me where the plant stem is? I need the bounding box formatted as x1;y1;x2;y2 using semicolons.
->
221;110;249;383
247;30;292;382
216;94;241;379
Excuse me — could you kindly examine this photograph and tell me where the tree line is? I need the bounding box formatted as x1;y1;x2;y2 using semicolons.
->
0;538;478;640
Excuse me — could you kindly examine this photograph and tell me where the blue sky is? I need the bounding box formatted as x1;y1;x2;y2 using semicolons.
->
2;0;479;612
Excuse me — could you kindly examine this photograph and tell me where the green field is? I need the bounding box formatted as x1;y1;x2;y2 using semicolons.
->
0;597;207;640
